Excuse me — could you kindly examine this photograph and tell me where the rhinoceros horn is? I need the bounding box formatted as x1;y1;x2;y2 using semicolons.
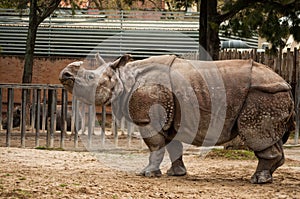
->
95;52;106;66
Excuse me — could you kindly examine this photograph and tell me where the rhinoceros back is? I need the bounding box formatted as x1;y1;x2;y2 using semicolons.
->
250;61;291;93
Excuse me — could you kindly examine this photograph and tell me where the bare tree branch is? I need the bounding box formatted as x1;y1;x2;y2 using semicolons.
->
37;0;61;24
216;0;257;23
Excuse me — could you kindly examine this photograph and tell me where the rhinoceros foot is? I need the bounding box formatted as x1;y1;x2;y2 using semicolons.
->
138;169;162;177
167;159;187;176
167;166;186;176
250;170;273;184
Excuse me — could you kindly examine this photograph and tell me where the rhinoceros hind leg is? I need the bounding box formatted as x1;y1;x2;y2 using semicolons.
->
166;140;187;176
251;140;284;184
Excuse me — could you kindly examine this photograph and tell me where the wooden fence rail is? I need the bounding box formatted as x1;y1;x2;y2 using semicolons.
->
0;84;141;150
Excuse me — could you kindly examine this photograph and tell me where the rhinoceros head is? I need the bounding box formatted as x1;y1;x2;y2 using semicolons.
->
59;54;132;105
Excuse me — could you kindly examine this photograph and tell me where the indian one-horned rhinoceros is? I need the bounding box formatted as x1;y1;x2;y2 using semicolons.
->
59;54;294;184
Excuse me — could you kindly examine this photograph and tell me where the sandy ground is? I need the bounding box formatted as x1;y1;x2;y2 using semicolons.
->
0;144;300;199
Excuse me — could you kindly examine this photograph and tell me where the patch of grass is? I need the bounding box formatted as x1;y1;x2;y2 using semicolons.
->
60;184;68;188
10;188;32;198
19;177;26;181
35;146;47;150
35;146;65;151
112;195;119;199
207;149;256;160
73;183;80;186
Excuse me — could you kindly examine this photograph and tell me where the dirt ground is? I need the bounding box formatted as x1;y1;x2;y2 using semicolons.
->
0;142;300;199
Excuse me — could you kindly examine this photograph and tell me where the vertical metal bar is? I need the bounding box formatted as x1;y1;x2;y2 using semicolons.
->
60;89;67;149
87;104;94;149
127;121;132;148
21;89;26;148
75;101;80;134
120;9;123;56
53;89;57;134
46;90;51;147
6;88;14;147
35;89;41;147
294;48;299;145
71;96;76;135
112;115;118;147
42;89;47;133
120;117;125;133
74;97;79;148
0;88;2;131
80;103;86;134
48;14;52;56
101;105;106;146
31;89;37;131
47;89;56;148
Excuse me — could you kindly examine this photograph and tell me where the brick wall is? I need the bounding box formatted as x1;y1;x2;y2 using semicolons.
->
0;56;112;121
0;56;81;84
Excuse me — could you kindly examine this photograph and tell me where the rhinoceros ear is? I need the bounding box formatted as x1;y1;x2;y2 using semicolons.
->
95;52;106;66
110;54;133;70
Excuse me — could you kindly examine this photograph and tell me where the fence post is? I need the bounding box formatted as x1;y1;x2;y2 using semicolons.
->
74;97;79;148
42;89;47;133
101;105;106;146
60;89;67;149
35;89;41;147
47;89;56;148
127;121;133;148
88;104;95;149
294;48;299;145
80;103;86;134
6;88;14;147
112;115;118;147
31;89;37;131
71;96;75;135
21;89;27;148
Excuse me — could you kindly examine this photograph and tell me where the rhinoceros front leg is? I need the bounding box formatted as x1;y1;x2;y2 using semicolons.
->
251;140;285;184
139;133;166;177
166;140;187;176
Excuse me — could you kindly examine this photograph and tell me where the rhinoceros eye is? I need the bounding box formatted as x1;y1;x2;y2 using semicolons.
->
87;74;95;80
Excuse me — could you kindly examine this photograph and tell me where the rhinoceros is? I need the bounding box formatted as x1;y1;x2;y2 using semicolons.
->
59;54;294;184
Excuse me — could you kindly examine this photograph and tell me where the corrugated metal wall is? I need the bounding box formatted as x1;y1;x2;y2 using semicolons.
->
0;9;258;59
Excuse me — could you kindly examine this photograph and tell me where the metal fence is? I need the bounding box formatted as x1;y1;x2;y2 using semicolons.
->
0;83;140;150
0;9;258;58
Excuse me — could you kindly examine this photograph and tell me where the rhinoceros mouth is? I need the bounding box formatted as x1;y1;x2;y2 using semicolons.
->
61;79;75;93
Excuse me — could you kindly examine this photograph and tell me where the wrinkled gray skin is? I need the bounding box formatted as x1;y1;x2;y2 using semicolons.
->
59;54;294;184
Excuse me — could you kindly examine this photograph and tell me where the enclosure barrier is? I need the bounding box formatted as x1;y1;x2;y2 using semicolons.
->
0;9;258;58
0;83;140;150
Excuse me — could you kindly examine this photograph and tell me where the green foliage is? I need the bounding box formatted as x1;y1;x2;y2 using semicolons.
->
0;0;27;9
220;0;300;52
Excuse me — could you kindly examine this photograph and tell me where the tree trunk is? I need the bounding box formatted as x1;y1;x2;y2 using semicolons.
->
22;0;39;127
22;0;38;84
199;0;220;60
